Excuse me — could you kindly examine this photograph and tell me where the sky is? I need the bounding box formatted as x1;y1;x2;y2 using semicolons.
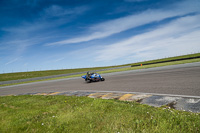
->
0;0;200;73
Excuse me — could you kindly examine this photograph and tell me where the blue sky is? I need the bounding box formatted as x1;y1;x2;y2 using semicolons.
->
0;0;200;73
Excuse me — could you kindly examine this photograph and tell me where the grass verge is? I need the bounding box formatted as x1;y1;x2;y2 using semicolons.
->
0;95;199;132
131;53;200;66
1;58;200;87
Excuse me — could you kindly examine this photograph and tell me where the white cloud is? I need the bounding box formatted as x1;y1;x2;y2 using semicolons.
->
49;57;66;63
1;5;89;59
5;57;21;65
1;38;44;57
2;5;90;44
43;5;89;18
47;0;200;46
95;14;200;62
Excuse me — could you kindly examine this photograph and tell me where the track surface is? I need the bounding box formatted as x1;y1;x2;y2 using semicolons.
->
0;63;200;96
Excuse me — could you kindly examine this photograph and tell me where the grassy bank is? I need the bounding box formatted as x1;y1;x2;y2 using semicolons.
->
131;53;200;66
0;95;199;132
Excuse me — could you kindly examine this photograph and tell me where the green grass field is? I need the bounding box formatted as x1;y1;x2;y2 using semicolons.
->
0;53;200;83
0;95;199;132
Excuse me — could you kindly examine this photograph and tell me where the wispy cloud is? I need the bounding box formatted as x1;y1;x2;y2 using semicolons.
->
49;57;66;63
46;0;200;46
42;5;89;18
1;37;44;58
94;14;200;62
2;5;90;38
5;57;21;65
1;5;90;59
3;8;75;34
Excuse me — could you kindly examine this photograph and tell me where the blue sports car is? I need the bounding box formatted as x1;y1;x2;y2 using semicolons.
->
81;71;105;83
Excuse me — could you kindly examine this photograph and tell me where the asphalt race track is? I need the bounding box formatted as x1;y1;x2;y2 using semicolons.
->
0;62;200;96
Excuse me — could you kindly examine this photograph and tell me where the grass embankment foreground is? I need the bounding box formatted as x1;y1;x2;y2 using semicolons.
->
0;95;199;132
